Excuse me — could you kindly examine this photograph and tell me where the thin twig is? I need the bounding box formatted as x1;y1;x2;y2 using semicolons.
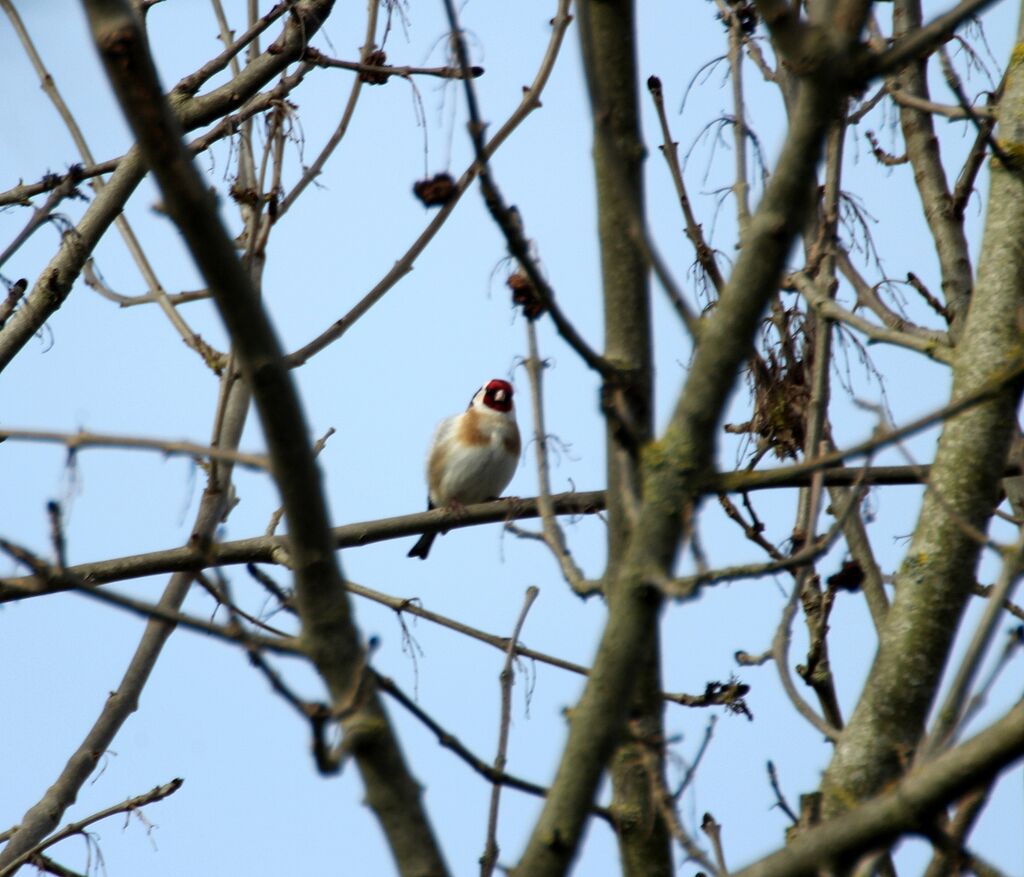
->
919;531;1024;759
647;731;718;874
0;780;183;877
953;89;1000;217
863;0;1002;79
767;761;799;824
834;250;951;346
284;0;577;369
770;578;841;742
719;492;786;560
793;270;954;364
701;813;730;876
886;86;989;119
0;176;84;271
266;427;335;535
0;539;300;655
647;75;724;295
956;627;1024;745
215;572;331;761
971;582;1024;622
676;715;718;797
275;1;379;219
719;0;752;237
442;0;613;376
659;481;861;598
374;671;615;826
176;1;289;96
0;426;268;469
84;259;211;308
481;586;539;877
793;158;846;731
521;323;593;594
303;47;482;80
938;46;1010;167
194;571;291;638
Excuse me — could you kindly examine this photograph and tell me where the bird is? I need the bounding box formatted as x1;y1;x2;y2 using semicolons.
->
408;378;521;559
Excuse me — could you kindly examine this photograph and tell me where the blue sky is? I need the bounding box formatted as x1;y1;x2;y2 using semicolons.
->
1;1;1021;875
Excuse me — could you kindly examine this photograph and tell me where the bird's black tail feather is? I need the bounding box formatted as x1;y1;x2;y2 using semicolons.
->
407;531;437;560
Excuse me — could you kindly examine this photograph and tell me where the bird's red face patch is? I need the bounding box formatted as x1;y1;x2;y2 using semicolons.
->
482;379;514;413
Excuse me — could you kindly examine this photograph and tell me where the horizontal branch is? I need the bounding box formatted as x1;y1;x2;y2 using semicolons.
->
0;464;1001;602
0;427;268;469
888;86;992;120
0;536;301;653
303;47;483;81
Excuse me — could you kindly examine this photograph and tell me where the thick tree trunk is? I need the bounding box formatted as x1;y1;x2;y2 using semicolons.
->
820;10;1024;813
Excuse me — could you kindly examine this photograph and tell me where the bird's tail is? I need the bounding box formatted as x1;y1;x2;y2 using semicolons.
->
407;531;437;560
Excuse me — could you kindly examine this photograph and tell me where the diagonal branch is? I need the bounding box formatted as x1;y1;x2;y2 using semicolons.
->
0;0;336;374
284;0;575;369
821;23;1024;816
442;0;614;376
481;586;540;877
515;18;868;875
732;701;1024;877
82;3;449;875
863;0;1002;80
0;780;184;877
0;363;251;870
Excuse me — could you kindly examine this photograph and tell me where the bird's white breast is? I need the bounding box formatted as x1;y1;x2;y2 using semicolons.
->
428;410;518;506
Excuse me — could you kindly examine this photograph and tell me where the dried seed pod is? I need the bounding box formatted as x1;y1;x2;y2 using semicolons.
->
412;173;456;207
508;271;545;320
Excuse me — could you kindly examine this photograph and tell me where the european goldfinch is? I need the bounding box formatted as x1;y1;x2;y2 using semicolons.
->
408;379;521;559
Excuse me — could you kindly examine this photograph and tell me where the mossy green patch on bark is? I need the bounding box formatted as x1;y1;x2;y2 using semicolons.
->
992;139;1024;173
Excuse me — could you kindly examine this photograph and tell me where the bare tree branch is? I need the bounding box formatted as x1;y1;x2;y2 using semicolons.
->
0;426;268;469
283;0;576;369
734;701;1024;877
864;0;1003;80
0;779;184;877
515;6;871;871
822;22;1024;816
83;3;449;874
0;0;336;373
481;586;539;877
0;368;250;869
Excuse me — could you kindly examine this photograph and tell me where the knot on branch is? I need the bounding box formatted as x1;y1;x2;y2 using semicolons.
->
359;49;391;85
